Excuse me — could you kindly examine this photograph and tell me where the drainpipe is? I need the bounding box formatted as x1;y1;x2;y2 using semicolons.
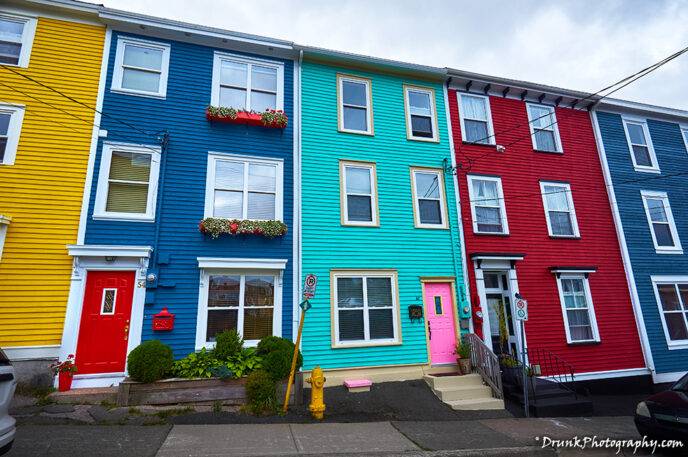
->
147;130;170;289
293;49;303;343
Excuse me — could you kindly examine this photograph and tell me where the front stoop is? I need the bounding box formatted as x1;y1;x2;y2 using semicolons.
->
424;373;505;411
49;387;118;405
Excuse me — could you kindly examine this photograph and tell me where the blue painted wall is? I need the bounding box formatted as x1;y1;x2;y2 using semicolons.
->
596;111;688;375
84;31;294;358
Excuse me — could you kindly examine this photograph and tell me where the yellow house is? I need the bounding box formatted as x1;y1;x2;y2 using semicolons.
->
0;0;104;383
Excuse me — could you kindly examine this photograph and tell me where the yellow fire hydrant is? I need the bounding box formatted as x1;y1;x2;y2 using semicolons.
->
305;366;326;420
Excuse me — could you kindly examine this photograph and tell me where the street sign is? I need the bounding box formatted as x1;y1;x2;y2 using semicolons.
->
515;297;528;321
303;274;317;299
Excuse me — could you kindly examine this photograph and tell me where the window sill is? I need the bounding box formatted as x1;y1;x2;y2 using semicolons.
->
534;149;563;155
474;231;510;237
549;235;581;240
332;340;401;349
92;214;155;223
338;128;374;137
567;340;601;346
110;87;167;100
667;342;688;350
462;141;497;149
341;222;380;228
408;135;439;143
415;224;449;230
633;167;661;174
655;249;684;255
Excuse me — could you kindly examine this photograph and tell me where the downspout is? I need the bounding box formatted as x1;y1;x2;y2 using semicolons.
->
293;49;303;342
149;130;170;280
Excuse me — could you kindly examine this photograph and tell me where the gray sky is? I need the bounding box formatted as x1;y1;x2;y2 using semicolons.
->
94;0;688;109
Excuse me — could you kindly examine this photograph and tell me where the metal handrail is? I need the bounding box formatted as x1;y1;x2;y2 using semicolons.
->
525;347;577;398
465;333;503;399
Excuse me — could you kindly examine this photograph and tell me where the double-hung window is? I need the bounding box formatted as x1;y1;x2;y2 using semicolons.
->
411;168;447;228
540;181;579;237
112;37;170;98
332;271;400;347
652;278;688;348
458;93;494;144
205;153;283;221
337;75;373;135
0;13;36;67
340;161;378;226
467;175;508;234
556;274;600;343
0;103;25;165
641;191;682;254
211;53;284;112
527;103;562;153
94;143;161;221
404;86;438;141
623;119;658;172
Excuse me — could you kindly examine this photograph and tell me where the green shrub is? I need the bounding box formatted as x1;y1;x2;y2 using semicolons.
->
172;348;222;379
262;349;293;381
214;330;243;361
226;347;262;378
256;336;302;370
127;340;174;383
245;369;276;414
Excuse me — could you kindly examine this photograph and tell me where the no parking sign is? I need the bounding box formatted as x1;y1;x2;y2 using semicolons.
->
303;274;317;299
515;297;528;321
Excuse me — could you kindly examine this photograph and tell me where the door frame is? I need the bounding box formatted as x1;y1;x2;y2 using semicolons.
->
59;244;151;388
420;277;460;366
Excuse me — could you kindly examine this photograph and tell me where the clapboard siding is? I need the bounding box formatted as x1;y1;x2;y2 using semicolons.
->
300;60;466;370
450;91;645;375
83;31;294;358
596;111;688;375
0;17;104;347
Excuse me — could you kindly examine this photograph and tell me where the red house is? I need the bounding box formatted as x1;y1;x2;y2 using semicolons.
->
446;71;648;388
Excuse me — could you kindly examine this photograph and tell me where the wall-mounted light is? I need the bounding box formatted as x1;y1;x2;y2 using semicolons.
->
105;256;116;262
147;273;157;282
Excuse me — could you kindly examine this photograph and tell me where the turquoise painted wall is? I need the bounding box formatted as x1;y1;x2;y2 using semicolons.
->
300;59;467;370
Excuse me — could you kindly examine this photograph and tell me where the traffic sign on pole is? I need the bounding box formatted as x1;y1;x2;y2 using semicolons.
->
303;274;317;299
515;297;528;321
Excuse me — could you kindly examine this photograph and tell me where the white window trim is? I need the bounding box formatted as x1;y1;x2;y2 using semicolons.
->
650;275;688;350
466;174;509;235
681;125;688;154
539;181;580;238
0;102;25;165
403;85;438;142
555;274;601;344
210;51;284;111
93;142;161;222
527;103;563;153
111;37;171;99
204;152;284;220
337;74;373;135
339;160;378;227
640;190;682;254
0;13;37;68
458;92;495;145
100;288;117;315
332;270;400;348
411;167;448;229
195;257;285;350
622;118;659;173
0;215;10;262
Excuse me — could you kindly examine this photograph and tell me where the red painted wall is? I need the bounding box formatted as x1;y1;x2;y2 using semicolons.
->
449;91;645;375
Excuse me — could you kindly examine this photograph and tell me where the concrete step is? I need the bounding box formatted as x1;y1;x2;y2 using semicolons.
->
447;397;506;410
49;387;118;405
434;384;493;402
423;373;484;390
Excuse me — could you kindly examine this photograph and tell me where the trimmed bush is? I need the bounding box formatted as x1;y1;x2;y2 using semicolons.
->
256;336;302;370
127;340;173;383
262;349;292;381
214;330;244;361
245;369;276;414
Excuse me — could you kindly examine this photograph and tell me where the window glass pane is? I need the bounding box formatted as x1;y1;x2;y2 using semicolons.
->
339;310;364;340
475;207;502;232
213;190;243;218
220;60;247;87
247;193;276;220
550;212;574;236
369;309;394;339
633;145;652;166
415;172;439;199
215;161;244;190
473;180;499;206
0;138;7;161
678;285;688;310
544;185;569;211
123;44;162;70
658;285;680;311
411;116;433;137
248;163;276;192
251;65;277;92
109;151;151;182
665;313;688;340
251;91;277;112
409;91;431;116
367;278;392;307
343;106;367;131
337;277;363;308
646;198;668;222
0;43;21;65
529;106;554;129
0;113;10;135
106;182;148;213
683;130;688;147
653;223;674;247
121;68;161;93
347;195;372;222
627;123;646;145
342;81;367;106
434;296;443;315
567;309;591;326
461;95;487;120
207;309;238;342
0;18;24;38
534;129;557;151
419;200;442;225
219;87;246;109
346;167;371;194
464;119;488;143
101;290;115;314
483;273;500;289
244;276;274;307
208;275;240;307
244;308;273;340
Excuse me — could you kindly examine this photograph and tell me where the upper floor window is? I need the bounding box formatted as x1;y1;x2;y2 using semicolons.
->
211;53;284;112
467;175;508;234
411;168;447;229
556;274;600;344
458;93;494;144
337;75;373;135
540;181;579;237
681;127;688;153
205;153;283;221
94;143;161;222
340;161;378;226
0;13;36;68
641;190;682;254
112;37;170;98
0;215;9;262
623;119;658;172
652;278;688;349
527;104;562;153
0;103;25;165
404;86;438;141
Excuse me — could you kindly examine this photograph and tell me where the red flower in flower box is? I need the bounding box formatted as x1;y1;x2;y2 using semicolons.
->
206;107;287;129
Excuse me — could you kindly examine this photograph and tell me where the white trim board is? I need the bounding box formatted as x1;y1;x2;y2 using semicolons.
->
197;257;287;270
542;367;650;382
653;370;688;384
2;345;60;361
67;244;152;258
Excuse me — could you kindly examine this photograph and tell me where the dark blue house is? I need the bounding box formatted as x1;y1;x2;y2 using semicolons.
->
593;102;688;384
59;11;297;387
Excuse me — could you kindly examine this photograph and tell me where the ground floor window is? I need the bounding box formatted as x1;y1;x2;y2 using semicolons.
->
332;270;400;347
555;274;600;343
652;277;688;348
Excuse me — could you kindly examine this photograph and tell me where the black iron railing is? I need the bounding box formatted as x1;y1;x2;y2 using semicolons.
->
465;333;503;399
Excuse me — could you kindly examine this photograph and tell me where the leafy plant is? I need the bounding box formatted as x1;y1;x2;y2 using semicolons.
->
214;330;244;361
257;336;302;369
199;218;288;239
127;340;174;383
499;355;520;368
262;349;292;381
172;348;222;379
226;347;262;378
50;354;77;374
245;369;276;415
260;109;288;128
454;341;471;359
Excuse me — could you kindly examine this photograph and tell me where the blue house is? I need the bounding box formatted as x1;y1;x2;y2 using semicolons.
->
593;102;688;384
58;10;297;387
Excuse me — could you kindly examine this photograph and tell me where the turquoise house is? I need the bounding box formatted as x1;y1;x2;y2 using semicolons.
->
297;48;468;381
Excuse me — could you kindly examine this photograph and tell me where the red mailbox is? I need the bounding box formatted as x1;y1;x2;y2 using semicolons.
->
152;307;175;331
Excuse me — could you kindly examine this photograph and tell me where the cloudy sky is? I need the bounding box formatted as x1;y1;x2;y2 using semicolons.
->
93;0;688;109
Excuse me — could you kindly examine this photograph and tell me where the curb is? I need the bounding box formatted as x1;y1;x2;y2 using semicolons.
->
245;447;555;457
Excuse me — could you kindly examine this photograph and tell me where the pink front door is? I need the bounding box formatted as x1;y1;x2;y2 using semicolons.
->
424;282;457;364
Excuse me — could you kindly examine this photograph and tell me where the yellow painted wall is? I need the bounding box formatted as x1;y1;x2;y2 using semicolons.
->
0;17;104;348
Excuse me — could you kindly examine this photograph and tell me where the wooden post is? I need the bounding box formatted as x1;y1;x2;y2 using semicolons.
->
282;300;308;413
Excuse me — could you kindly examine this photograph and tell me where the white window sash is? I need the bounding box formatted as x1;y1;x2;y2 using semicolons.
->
411;168;448;229
337;75;373;135
111;37;171;98
0;13;36;68
556;275;600;344
681;127;688;154
526;103;562;153
458;93;495;145
651;276;688;350
340;161;378;226
539;181;579;238
623;118;659;173
404;85;438;142
0;103;25;165
466;175;509;235
640;190;682;254
93;143;161;222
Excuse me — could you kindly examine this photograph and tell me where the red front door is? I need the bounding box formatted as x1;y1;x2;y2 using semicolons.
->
75;271;135;374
